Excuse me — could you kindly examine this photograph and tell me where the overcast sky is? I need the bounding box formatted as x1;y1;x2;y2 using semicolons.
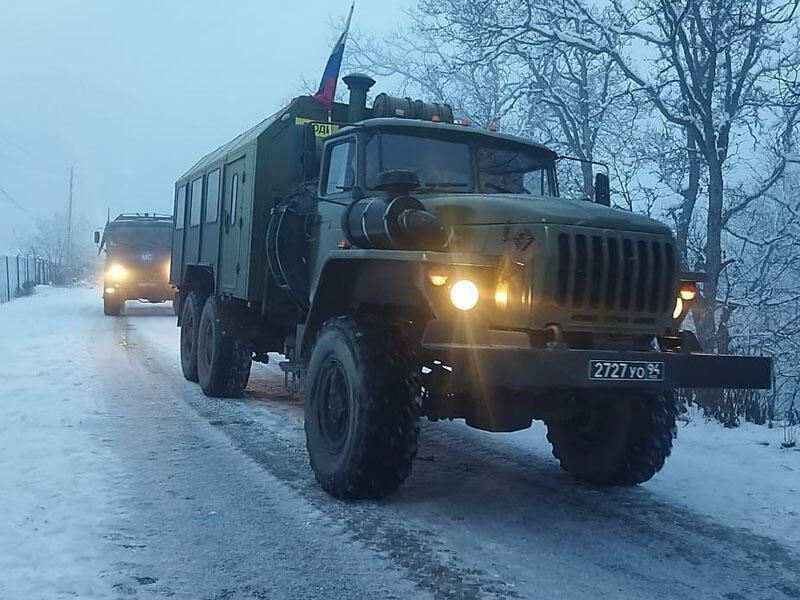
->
0;0;407;252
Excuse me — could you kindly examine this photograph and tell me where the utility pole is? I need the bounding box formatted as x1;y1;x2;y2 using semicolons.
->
66;166;74;270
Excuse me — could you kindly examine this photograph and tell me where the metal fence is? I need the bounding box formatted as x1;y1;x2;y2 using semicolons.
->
0;255;63;303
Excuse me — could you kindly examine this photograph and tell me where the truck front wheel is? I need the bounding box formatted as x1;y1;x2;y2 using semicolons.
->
103;294;122;316
304;316;420;499
179;290;204;382
196;295;252;398
545;391;677;485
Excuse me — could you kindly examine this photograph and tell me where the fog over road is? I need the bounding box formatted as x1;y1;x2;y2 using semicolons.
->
2;287;799;599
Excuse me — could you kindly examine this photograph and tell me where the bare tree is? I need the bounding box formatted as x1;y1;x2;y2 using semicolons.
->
346;2;640;200
20;210;94;278
416;0;800;353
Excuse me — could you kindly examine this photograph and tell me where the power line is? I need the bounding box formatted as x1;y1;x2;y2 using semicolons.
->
0;184;34;218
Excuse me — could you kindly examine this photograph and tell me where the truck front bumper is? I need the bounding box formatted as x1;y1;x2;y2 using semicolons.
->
421;344;772;392
104;281;175;302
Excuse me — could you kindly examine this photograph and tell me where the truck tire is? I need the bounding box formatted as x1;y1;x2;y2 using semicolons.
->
196;295;252;398
304;316;420;499
180;290;204;382
103;295;122;316
545;391;677;485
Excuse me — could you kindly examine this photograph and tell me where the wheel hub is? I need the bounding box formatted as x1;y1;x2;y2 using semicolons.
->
318;358;350;452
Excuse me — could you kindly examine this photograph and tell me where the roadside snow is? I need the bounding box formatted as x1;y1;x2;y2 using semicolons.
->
435;400;800;547
650;411;800;545
0;285;121;599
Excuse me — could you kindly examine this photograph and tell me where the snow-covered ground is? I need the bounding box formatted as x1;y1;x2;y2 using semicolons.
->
0;286;124;598
1;285;799;599
450;407;800;547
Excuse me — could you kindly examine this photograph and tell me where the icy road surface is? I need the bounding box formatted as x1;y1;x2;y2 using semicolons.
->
1;286;799;600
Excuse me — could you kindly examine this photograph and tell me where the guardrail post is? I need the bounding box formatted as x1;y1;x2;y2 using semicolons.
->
5;256;10;302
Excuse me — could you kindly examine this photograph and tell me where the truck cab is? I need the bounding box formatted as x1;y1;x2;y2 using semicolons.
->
96;213;175;316
172;73;771;500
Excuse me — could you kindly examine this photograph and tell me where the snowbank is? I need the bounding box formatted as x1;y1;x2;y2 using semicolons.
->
0;286;121;599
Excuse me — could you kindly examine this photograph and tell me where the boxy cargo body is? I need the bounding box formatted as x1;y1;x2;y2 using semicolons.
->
171;96;345;318
171;74;772;500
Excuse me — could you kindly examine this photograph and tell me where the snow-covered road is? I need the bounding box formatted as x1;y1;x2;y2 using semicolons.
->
1;286;799;599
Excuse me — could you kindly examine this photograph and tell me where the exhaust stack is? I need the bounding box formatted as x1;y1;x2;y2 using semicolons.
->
342;73;376;123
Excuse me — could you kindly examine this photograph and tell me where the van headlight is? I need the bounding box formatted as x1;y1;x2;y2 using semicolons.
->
107;263;127;280
450;279;479;311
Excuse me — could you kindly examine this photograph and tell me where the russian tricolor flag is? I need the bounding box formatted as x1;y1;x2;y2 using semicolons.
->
313;3;354;111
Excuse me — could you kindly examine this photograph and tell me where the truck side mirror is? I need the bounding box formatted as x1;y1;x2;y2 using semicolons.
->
94;231;100;244
594;172;610;207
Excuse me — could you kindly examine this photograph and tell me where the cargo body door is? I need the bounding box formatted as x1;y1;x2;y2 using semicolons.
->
170;184;187;283
220;157;245;293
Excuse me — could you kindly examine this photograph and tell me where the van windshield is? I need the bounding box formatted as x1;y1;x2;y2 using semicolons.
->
364;131;556;196
105;223;173;247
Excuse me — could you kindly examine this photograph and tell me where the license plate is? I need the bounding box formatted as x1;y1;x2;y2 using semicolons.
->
138;282;157;288
589;360;664;381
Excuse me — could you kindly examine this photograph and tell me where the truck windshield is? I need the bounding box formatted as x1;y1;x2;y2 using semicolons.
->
364;131;556;196
105;224;173;247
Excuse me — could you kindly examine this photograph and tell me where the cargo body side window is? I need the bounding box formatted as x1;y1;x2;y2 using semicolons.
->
205;169;220;223
190;176;203;226
229;173;239;225
175;185;186;230
323;139;356;196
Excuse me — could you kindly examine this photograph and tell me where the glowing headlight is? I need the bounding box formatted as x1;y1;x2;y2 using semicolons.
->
672;297;684;320
428;266;448;287
450;279;479;311
679;281;697;301
107;263;127;280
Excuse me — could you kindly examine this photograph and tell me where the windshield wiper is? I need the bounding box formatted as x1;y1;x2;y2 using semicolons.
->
484;182;525;194
417;182;470;192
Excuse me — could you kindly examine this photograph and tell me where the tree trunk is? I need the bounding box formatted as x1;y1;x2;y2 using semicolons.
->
581;161;594;200
693;151;726;418
676;127;701;259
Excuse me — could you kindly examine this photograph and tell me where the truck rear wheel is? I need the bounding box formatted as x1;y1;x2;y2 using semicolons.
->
304;316;420;499
196;295;252;398
103;294;122;316
179;290;204;382
545;391;677;485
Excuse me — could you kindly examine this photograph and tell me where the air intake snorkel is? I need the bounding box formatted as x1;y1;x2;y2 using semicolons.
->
341;170;447;251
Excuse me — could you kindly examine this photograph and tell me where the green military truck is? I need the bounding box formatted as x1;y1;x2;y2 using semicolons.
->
171;73;771;499
96;213;175;316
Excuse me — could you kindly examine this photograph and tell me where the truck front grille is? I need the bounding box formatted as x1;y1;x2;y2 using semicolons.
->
553;231;676;315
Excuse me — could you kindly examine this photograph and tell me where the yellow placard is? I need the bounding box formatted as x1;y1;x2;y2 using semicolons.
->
295;117;339;138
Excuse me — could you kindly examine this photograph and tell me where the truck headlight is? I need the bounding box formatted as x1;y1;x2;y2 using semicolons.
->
679;281;697;301
450;279;479;311
107;263;127;281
